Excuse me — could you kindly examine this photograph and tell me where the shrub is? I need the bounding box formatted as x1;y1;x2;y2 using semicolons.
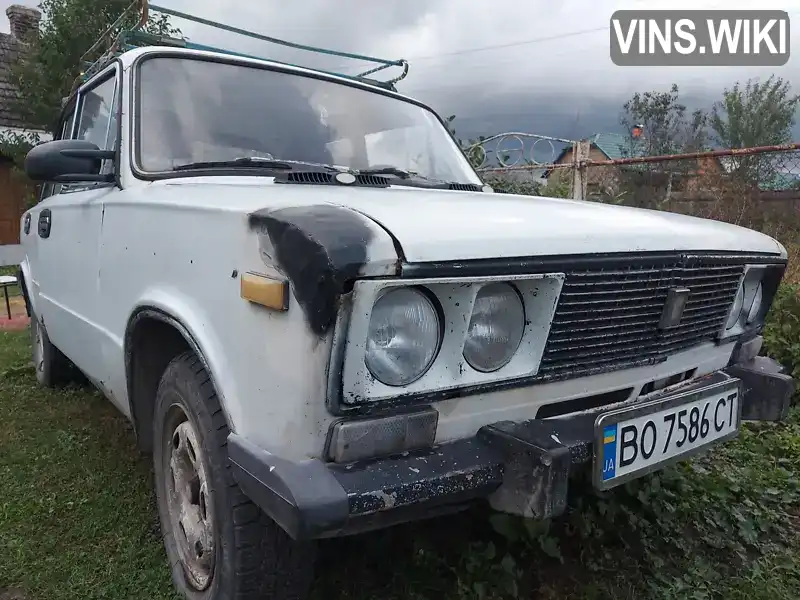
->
483;174;572;198
762;282;800;395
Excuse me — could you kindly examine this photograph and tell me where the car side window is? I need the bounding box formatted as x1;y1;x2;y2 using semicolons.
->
38;71;119;202
76;75;118;174
76;76;116;147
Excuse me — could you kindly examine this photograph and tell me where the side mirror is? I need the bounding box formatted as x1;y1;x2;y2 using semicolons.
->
24;139;115;183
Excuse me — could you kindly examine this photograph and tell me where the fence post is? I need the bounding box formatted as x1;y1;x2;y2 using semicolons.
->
571;139;590;201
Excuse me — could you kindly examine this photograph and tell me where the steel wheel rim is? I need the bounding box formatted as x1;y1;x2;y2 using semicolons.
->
164;405;216;590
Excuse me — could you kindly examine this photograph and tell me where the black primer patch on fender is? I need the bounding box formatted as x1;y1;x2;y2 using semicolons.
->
249;204;373;336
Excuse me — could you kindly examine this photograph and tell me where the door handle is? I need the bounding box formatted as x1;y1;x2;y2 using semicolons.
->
38;209;51;239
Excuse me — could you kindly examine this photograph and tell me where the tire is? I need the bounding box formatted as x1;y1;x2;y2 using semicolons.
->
153;351;316;600
30;309;71;387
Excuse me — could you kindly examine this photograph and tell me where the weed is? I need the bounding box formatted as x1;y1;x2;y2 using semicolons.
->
0;329;797;599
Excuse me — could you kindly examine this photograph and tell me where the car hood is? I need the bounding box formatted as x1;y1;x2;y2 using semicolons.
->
154;178;785;263
321;186;783;262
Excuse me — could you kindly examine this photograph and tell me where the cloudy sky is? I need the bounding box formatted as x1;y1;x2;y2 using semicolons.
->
3;0;800;150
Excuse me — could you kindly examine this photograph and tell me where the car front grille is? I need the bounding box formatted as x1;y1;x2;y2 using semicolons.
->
537;255;745;381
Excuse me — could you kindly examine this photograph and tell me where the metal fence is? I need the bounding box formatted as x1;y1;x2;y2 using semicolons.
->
472;134;800;204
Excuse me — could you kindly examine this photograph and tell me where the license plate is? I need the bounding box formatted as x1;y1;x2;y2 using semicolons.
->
594;376;742;490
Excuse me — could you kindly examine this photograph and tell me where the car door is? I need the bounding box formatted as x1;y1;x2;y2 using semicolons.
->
21;100;78;320
36;65;121;384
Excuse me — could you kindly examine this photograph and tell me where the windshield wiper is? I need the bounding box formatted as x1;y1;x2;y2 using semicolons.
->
172;157;293;172
172;157;346;172
357;167;474;188
357;168;470;187
358;166;418;179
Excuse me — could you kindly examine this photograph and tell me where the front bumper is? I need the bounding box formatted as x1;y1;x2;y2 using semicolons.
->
228;355;795;541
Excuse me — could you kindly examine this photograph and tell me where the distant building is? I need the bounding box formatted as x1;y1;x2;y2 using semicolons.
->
545;132;724;202
0;5;50;256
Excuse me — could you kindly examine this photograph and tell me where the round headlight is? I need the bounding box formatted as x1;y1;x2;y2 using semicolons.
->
365;287;441;387
726;284;745;330
463;283;525;373
746;282;763;324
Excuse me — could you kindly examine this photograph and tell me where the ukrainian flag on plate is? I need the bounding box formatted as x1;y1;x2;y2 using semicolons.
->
601;424;618;481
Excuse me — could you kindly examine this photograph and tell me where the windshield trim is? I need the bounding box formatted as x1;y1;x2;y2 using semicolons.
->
128;50;482;183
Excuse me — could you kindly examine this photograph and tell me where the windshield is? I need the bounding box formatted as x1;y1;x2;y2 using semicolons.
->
135;56;482;184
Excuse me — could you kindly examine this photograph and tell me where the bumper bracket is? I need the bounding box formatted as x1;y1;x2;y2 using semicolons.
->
726;356;795;422
478;415;594;519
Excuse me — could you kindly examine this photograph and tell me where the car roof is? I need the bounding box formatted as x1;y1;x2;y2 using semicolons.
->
108;46;417;104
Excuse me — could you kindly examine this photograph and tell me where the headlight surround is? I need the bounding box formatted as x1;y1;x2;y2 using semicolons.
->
723;264;784;336
746;282;763;324
725;283;745;330
364;287;442;387
463;283;525;372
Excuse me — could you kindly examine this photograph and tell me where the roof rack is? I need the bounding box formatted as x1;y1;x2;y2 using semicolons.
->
74;0;409;92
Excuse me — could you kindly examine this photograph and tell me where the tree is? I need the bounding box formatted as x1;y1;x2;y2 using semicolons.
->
620;83;708;157
9;0;176;134
684;108;710;153
445;114;487;168
613;84;712;209
711;76;800;186
711;75;799;149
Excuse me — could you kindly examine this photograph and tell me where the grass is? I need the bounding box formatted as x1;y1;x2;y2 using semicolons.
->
0;331;176;600
0;329;798;600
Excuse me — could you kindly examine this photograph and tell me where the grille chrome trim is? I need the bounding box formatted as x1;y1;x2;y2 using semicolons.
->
537;254;746;382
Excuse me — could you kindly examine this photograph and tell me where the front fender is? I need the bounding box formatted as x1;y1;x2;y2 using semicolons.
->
126;287;238;433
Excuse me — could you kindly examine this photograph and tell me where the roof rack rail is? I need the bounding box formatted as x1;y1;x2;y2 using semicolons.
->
73;0;409;92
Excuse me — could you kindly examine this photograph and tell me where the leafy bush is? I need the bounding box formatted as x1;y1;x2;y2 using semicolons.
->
763;283;800;389
483;175;571;198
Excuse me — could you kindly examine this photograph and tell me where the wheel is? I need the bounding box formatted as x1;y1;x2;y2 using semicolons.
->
30;309;71;387
153;351;316;599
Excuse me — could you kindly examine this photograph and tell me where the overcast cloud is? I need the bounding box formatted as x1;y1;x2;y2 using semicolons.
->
2;0;799;144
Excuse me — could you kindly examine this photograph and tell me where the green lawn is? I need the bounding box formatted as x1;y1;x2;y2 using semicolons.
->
0;328;798;600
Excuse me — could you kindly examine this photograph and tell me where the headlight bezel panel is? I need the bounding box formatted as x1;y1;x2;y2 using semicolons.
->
331;273;565;410
720;263;785;341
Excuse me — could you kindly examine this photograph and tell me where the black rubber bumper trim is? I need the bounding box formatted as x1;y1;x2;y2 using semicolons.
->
227;433;505;541
228;413;601;540
229;360;795;540
724;356;795;421
227;435;350;540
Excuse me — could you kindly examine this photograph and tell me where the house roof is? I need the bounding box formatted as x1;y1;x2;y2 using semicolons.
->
551;132;646;165
589;132;646;160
